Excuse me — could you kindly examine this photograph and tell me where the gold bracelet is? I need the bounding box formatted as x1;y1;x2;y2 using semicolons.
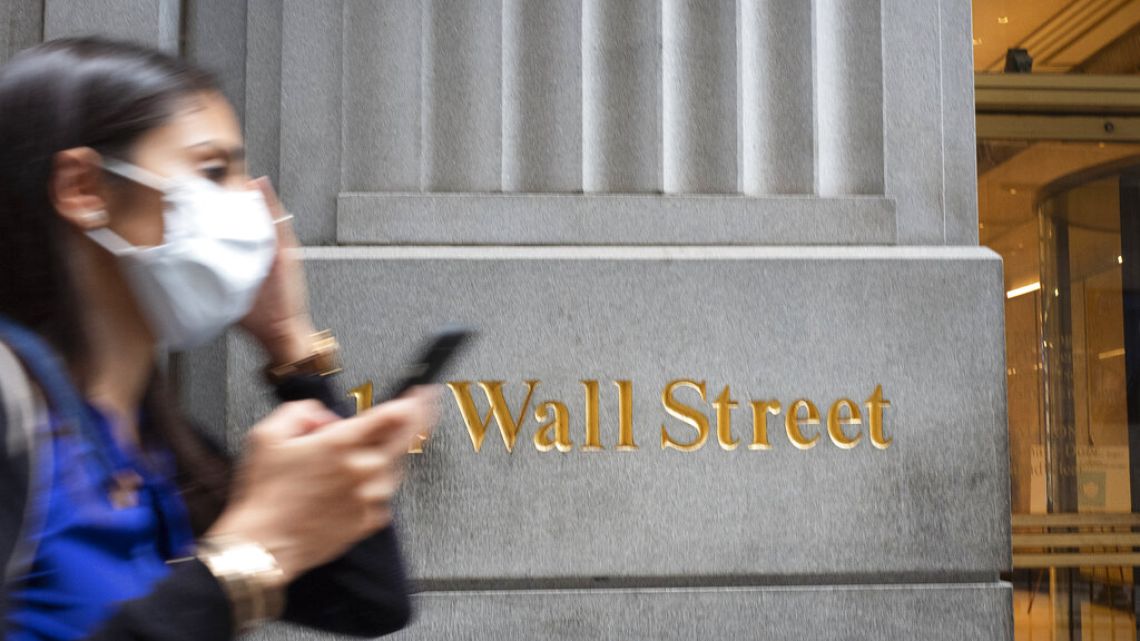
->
264;329;342;384
195;535;286;633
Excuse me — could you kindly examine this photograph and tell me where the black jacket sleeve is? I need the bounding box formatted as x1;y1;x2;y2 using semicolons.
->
273;373;413;636
85;561;235;641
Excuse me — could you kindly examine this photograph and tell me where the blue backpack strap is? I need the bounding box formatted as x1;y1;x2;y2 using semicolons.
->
0;323;57;623
0;316;114;475
0;339;42;583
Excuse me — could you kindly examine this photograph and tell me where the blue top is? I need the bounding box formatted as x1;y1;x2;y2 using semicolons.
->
0;316;412;640
5;402;194;641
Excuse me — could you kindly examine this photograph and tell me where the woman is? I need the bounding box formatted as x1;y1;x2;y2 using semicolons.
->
0;38;435;640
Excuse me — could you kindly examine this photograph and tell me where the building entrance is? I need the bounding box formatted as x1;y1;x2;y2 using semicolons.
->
979;93;1140;641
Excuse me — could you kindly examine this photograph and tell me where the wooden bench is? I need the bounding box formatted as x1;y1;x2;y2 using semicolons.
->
1013;513;1140;569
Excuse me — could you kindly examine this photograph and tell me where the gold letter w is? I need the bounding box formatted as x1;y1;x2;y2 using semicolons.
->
446;380;539;453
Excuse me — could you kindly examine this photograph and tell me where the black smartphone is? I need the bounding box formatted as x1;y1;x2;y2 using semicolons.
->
377;325;475;402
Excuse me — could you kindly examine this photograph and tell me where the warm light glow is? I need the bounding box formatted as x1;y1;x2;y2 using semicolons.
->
1118;255;1124;265
973;37;982;46
1007;282;1041;299
997;16;1009;24
1098;348;1126;361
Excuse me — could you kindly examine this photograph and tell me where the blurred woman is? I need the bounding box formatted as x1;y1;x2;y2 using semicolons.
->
0;37;434;640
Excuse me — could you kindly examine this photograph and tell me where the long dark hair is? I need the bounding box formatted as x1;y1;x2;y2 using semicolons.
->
0;37;230;531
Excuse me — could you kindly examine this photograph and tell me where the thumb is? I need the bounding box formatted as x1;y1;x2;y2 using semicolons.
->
255;400;341;442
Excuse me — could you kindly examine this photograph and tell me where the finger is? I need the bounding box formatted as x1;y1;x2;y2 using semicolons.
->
358;474;401;504
250;177;300;255
377;394;438;456
330;396;429;450
406;385;442;438
364;504;393;531
254;400;340;440
251;176;285;219
343;448;393;480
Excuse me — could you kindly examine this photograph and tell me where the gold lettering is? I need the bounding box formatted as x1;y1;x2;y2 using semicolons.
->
408;433;428;454
748;400;780;450
785;399;820;450
534;401;572;453
614;380;638;450
713;385;739;451
347;380;374;414
446;380;539;453
660;379;709;452
826;398;862;449
865;385;892;449
581;380;603;451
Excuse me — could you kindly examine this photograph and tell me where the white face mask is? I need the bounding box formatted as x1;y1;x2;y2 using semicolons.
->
86;159;279;351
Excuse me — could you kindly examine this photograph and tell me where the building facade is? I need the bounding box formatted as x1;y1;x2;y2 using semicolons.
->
1;1;1010;639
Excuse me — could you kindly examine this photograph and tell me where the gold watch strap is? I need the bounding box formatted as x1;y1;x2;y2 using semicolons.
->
196;535;285;633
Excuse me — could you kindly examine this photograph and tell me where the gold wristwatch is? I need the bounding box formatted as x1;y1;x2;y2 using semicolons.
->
264;329;342;384
195;535;286;633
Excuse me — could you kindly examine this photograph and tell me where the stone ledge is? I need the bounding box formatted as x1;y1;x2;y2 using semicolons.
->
336;193;897;245
254;583;1012;641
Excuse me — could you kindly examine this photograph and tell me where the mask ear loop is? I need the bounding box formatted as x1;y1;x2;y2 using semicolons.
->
89;159;173;255
101;158;169;192
85;227;142;256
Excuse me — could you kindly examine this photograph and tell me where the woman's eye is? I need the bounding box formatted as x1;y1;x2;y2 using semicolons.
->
200;165;227;183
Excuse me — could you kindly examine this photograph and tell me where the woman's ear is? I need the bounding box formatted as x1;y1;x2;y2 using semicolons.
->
50;147;109;230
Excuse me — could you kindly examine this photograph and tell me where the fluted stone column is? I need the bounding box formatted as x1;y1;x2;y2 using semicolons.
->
502;0;581;192
661;0;737;193
582;0;661;193
739;0;814;195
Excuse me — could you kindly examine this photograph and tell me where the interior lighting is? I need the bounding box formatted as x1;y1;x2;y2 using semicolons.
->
1007;282;1041;299
997;16;1009;24
1098;348;1126;361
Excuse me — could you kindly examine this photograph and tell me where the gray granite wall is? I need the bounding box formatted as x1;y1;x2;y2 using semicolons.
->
0;0;41;65
44;0;178;52
33;0;1009;638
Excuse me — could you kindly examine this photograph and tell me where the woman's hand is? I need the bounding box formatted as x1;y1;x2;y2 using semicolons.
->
239;177;317;366
205;387;439;584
